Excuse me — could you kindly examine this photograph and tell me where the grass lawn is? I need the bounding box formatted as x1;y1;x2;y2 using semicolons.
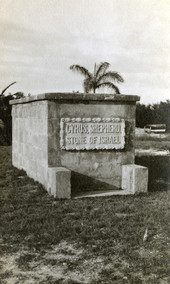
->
0;146;169;283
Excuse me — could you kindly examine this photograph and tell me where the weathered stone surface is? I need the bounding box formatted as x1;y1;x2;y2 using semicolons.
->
12;101;49;187
122;164;148;193
60;117;125;150
48;167;71;199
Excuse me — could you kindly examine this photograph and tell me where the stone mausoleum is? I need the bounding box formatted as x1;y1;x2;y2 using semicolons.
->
10;93;148;198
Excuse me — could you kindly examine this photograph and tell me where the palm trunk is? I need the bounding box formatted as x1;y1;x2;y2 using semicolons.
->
94;63;97;75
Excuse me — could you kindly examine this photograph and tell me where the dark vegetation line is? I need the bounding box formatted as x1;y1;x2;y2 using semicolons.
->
136;101;170;130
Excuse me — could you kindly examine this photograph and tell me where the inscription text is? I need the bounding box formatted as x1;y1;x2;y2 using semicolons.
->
60;118;125;150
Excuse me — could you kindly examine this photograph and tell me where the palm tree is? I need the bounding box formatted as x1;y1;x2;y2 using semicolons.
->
70;62;124;94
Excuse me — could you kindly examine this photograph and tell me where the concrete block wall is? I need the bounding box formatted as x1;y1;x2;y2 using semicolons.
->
12;101;48;187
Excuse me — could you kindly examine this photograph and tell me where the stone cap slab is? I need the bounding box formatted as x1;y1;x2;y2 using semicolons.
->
122;164;147;169
10;92;140;105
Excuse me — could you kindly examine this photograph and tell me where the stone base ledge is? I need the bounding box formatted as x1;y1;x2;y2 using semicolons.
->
47;167;71;199
122;164;148;194
73;189;131;199
47;164;148;199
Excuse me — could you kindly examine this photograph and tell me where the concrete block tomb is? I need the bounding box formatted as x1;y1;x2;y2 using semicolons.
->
10;93;148;198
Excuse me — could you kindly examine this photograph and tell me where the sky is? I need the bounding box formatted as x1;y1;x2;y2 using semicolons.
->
0;0;169;104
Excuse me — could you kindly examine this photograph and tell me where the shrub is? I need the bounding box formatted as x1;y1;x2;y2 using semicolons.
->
0;92;24;145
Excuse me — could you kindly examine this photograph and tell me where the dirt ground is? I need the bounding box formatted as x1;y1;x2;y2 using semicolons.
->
0;146;169;284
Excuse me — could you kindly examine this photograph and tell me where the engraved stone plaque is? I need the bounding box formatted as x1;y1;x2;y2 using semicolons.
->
60;118;125;150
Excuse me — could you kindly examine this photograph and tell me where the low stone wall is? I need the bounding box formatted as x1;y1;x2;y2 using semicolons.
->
10;93;147;198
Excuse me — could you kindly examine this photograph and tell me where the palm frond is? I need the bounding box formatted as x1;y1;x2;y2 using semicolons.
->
0;81;16;96
70;65;91;78
95;62;110;78
97;81;120;94
98;72;124;84
70;62;124;94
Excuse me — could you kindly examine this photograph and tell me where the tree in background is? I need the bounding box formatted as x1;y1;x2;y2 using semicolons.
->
0;82;24;145
136;101;170;131
70;62;124;94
